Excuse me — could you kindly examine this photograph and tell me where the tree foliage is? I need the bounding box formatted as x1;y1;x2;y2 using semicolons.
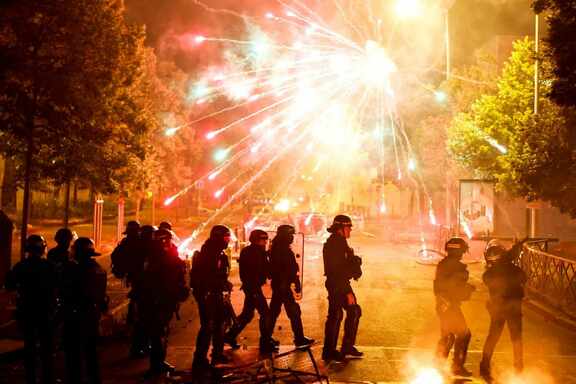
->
0;0;160;196
534;0;576;107
448;38;576;216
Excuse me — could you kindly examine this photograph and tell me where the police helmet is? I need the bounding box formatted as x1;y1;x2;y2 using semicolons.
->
277;224;296;237
25;235;47;255
123;220;140;235
484;239;507;265
73;237;101;259
155;228;175;248
249;229;269;243
327;214;353;233
54;228;77;245
444;237;469;254
210;225;231;239
158;221;172;231
140;225;157;241
155;228;173;241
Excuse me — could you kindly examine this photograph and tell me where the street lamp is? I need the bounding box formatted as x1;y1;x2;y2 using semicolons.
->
395;0;423;20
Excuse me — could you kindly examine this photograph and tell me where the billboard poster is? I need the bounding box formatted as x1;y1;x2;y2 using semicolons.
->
458;180;495;238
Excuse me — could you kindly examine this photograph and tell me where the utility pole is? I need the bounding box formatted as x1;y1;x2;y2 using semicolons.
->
444;8;452;232
529;13;540;238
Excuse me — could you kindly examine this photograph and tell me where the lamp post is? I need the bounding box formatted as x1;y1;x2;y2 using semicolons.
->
529;12;540;238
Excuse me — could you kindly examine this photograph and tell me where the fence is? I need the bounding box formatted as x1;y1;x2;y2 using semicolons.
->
518;241;576;320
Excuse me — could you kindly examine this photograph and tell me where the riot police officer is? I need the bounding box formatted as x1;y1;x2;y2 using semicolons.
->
129;225;158;358
269;225;314;348
191;225;233;367
224;229;277;353
159;220;180;244
111;220;142;281
434;237;475;376
140;228;188;377
47;228;77;266
5;235;56;384
61;237;108;384
322;215;363;361
111;220;146;356
480;240;527;381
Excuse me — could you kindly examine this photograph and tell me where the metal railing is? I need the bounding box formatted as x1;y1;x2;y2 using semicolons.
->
517;241;576;319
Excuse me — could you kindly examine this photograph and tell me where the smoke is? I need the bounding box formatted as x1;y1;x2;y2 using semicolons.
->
124;0;279;71
124;0;534;71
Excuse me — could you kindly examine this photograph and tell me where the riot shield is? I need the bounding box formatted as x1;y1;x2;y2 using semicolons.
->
260;231;305;301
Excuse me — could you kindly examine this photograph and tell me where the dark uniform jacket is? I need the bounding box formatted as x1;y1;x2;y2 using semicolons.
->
269;242;299;290
5;257;57;317
190;239;230;295
47;246;70;266
61;259;107;318
323;233;362;294
239;244;269;291
434;256;472;304
141;244;188;312
111;236;144;282
483;262;526;303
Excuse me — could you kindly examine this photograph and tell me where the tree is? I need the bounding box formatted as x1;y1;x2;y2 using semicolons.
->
0;0;160;251
533;0;576;107
448;38;576;217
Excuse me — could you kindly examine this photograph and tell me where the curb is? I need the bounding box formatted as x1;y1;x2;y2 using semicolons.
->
524;298;576;332
100;298;131;337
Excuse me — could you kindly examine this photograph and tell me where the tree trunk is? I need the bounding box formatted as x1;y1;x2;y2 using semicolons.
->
53;185;60;200
135;196;141;222
89;185;95;206
64;179;71;228
73;182;78;207
20;137;33;260
1;158;18;213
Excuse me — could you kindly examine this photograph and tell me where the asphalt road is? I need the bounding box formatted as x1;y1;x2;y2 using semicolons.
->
2;225;576;383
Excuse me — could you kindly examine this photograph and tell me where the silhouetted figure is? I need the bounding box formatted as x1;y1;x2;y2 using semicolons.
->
47;228;77;301
269;225;314;348
434;237;475;377
140;228;188;377
5;235;56;384
111;220;147;357
480;240;527;381
224;229;277;353
191;225;233;368
322;215;363;362
61;238;107;384
128;224;158;359
159;220;181;244
47;228;76;267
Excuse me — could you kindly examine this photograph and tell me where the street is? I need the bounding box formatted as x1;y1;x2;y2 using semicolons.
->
2;224;576;383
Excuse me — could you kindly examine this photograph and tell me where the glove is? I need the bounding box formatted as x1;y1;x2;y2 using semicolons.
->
294;279;302;294
350;255;362;280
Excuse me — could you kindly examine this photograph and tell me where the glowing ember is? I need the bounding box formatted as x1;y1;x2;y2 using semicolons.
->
274;198;291;212
164;196;177;207
410;367;444;384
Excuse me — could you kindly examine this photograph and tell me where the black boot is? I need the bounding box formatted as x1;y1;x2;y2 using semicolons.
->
223;333;241;350
259;338;279;354
322;349;345;362
294;336;315;348
341;346;364;358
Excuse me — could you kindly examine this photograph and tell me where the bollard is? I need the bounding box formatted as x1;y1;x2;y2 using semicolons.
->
0;210;14;285
116;197;125;244
93;196;104;250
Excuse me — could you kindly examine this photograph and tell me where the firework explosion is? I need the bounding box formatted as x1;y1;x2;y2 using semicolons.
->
165;0;454;246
